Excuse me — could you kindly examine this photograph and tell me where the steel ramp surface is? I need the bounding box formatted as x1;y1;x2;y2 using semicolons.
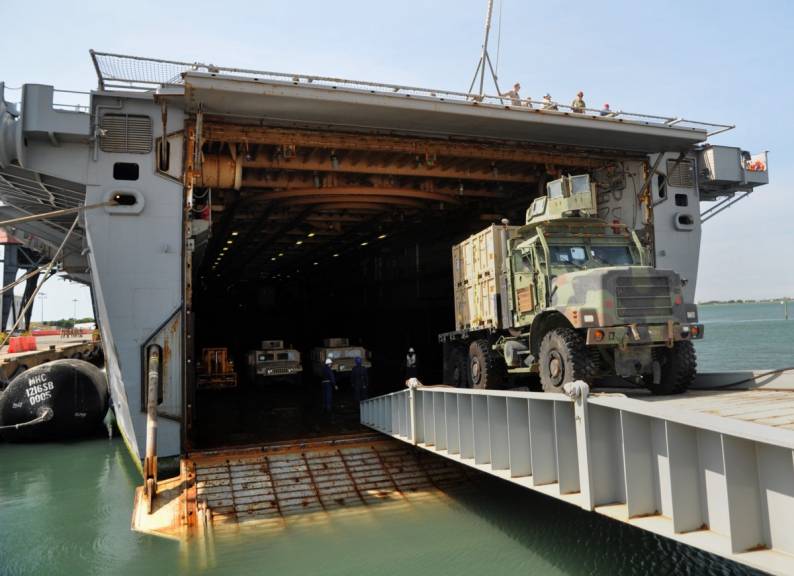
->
132;433;469;538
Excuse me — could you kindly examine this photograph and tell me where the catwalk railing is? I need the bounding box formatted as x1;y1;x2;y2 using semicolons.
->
361;384;794;575
88;50;733;136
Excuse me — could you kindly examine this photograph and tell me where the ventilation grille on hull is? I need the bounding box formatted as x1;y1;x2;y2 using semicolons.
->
100;114;153;154
666;159;695;188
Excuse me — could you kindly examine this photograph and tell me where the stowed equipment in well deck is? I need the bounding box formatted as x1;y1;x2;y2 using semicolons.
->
310;338;372;377
247;340;302;384
197;348;237;389
440;174;703;394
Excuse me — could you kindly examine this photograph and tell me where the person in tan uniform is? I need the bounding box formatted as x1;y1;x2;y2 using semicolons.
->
571;91;586;113
500;82;522;106
542;93;558;110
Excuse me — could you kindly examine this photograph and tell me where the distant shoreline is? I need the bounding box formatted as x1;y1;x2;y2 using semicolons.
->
699;299;792;306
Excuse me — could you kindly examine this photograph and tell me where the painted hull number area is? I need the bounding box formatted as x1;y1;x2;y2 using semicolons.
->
25;374;55;406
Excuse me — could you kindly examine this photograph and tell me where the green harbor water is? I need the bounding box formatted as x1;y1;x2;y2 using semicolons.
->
3;302;790;576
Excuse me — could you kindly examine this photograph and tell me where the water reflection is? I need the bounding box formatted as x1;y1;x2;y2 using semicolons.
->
0;438;762;576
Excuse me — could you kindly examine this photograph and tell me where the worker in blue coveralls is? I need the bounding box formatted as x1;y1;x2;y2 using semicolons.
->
351;356;369;404
321;357;336;414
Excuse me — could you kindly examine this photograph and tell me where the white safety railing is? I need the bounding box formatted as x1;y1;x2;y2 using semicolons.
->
89;50;733;137
361;385;794;575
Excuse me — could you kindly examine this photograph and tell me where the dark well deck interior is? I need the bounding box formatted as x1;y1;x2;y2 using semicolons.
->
184;67;696;450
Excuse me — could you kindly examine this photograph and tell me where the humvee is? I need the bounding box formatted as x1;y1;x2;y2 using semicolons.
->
440;174;702;394
247;340;303;384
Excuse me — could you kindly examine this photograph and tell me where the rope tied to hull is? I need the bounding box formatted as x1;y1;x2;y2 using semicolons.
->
0;407;53;431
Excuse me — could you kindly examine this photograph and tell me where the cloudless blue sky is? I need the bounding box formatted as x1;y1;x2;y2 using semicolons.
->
1;0;792;316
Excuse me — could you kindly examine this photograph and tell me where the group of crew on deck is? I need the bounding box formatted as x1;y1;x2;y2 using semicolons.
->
498;83;616;116
319;347;419;416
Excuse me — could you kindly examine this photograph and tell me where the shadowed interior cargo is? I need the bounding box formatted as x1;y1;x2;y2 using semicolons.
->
189;122;643;449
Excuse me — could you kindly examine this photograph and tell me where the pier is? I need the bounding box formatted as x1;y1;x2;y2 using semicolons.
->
0;334;101;385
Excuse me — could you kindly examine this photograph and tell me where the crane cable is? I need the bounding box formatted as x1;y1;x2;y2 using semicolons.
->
495;0;504;76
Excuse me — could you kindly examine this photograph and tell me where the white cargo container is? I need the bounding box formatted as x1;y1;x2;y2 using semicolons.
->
452;224;519;331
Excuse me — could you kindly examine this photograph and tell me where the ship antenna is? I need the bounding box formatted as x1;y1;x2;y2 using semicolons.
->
468;0;503;98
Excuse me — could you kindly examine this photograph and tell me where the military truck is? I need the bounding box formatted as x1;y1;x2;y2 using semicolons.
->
247;340;303;384
310;338;372;377
440;174;703;394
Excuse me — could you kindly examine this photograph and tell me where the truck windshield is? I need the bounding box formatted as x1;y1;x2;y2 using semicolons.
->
549;244;635;270
590;245;635;265
549;245;587;268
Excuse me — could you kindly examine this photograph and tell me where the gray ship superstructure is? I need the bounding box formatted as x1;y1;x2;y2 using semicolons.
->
0;52;768;462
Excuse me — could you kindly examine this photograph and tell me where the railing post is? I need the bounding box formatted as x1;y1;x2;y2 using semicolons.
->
566;380;594;511
143;345;161;514
409;387;417;445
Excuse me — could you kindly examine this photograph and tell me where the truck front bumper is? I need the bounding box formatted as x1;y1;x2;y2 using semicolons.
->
584;322;704;346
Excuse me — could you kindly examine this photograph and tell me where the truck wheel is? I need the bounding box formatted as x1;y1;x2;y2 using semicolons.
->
468;340;505;389
443;345;468;387
538;328;594;393
450;347;469;388
646;341;696;395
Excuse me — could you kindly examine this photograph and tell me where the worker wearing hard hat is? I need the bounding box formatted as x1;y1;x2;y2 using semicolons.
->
571;91;586;113
600;103;611;116
321;357;336;415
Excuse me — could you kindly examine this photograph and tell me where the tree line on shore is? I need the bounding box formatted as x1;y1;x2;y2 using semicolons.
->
33;317;95;329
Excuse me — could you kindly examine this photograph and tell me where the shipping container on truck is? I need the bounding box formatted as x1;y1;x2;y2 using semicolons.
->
441;224;518;388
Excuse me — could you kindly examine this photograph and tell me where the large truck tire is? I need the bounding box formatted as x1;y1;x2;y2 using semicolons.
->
443;344;469;387
468;340;505;389
450;346;469;388
646;341;696;395
538;328;595;393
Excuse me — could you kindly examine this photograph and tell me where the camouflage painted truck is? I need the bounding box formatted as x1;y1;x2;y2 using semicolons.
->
439;174;703;394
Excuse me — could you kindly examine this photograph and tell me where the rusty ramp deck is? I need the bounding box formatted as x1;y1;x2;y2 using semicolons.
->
132;433;469;539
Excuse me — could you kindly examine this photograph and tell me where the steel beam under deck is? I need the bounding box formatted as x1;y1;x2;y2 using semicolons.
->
361;385;794;575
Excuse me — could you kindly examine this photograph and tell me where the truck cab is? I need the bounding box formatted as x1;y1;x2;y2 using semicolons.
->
441;174;703;394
